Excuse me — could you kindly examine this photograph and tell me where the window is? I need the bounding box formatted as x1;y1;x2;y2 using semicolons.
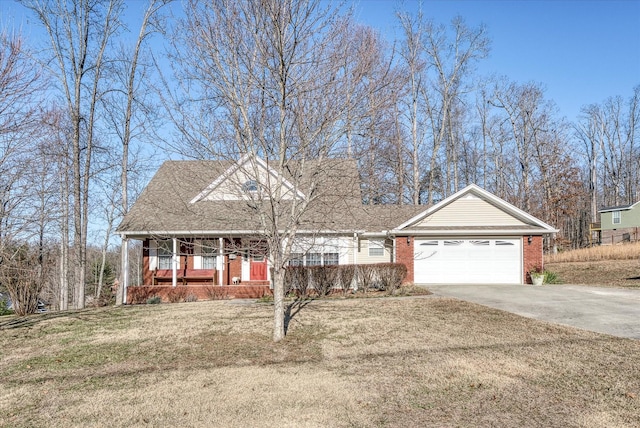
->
289;253;304;266
323;253;339;265
496;240;515;246
613;210;621;224
420;240;438;246
368;239;384;257
470;240;490;246
242;179;258;193
158;240;172;270
307;253;322;266
444;240;463;246
201;240;217;269
289;252;338;266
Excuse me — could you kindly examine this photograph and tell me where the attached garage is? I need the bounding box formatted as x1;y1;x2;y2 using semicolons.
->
392;184;558;285
413;238;521;284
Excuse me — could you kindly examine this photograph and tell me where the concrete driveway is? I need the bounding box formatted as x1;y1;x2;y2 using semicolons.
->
425;284;640;339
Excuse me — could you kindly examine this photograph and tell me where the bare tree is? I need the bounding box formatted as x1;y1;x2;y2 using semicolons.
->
577;88;640;208
20;0;123;309
98;0;170;305
397;9;427;205
0;31;60;314
422;16;490;204
167;0;376;341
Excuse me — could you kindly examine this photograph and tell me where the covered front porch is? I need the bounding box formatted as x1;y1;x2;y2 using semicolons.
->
120;235;272;303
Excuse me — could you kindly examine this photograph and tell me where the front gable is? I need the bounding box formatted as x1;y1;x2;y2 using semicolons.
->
190;154;305;203
394;184;557;234
413;193;527;227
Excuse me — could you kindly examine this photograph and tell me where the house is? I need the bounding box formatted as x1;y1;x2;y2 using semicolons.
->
598;202;640;245
117;155;557;302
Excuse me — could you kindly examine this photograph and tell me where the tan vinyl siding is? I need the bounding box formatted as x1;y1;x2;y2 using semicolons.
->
415;195;526;227
203;167;297;201
357;238;393;264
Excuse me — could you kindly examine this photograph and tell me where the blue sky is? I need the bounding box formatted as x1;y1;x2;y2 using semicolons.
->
2;0;638;123
355;0;640;122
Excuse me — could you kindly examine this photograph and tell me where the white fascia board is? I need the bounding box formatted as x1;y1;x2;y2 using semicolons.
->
360;231;393;238
390;228;559;235
189;153;252;204
394;183;558;233
120;229;362;238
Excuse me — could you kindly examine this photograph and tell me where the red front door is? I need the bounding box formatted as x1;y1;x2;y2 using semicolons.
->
250;254;267;280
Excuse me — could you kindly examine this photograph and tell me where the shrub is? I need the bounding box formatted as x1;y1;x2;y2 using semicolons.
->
146;296;162;304
309;265;339;297
0;299;14;316
285;266;310;297
544;270;561;284
338;265;356;294
185;293;199;302
377;263;407;294
129;286;163;304
0;245;49;316
357;265;376;293
167;286;188;303
204;286;229;300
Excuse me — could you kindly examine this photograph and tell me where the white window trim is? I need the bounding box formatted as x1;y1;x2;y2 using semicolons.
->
157;240;173;270
288;252;341;267
612;210;621;225
368;239;385;257
149;240;158;270
194;239;217;270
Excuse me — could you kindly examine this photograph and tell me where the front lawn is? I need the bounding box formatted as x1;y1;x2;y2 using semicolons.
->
1;297;639;427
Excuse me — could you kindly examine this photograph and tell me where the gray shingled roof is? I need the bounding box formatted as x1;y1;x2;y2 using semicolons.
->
599;201;639;213
117;158;423;236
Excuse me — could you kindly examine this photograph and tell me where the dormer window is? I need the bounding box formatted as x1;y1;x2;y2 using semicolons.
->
242;180;258;193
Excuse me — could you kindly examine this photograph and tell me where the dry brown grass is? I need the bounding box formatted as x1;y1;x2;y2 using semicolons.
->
546;241;640;263
1;298;640;427
545;242;640;287
546;260;640;288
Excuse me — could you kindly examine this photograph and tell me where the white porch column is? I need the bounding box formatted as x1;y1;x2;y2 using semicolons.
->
392;236;396;263
119;236;129;304
353;233;358;265
218;237;224;286
353;233;358;291
172;237;178;288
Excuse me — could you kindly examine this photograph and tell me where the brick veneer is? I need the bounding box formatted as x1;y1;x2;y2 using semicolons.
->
395;236;414;283
127;284;271;303
523;235;543;284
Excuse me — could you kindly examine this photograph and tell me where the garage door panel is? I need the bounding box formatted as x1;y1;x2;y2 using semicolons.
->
414;239;521;284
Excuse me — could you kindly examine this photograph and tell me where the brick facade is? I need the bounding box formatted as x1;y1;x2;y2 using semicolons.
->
395;236;414;283
127;284;271;303
522;235;543;284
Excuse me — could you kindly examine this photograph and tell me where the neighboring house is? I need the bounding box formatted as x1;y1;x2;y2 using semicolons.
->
598;202;640;245
117;155;557;302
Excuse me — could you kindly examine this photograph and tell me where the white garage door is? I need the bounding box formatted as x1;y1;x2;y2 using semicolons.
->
414;239;521;284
